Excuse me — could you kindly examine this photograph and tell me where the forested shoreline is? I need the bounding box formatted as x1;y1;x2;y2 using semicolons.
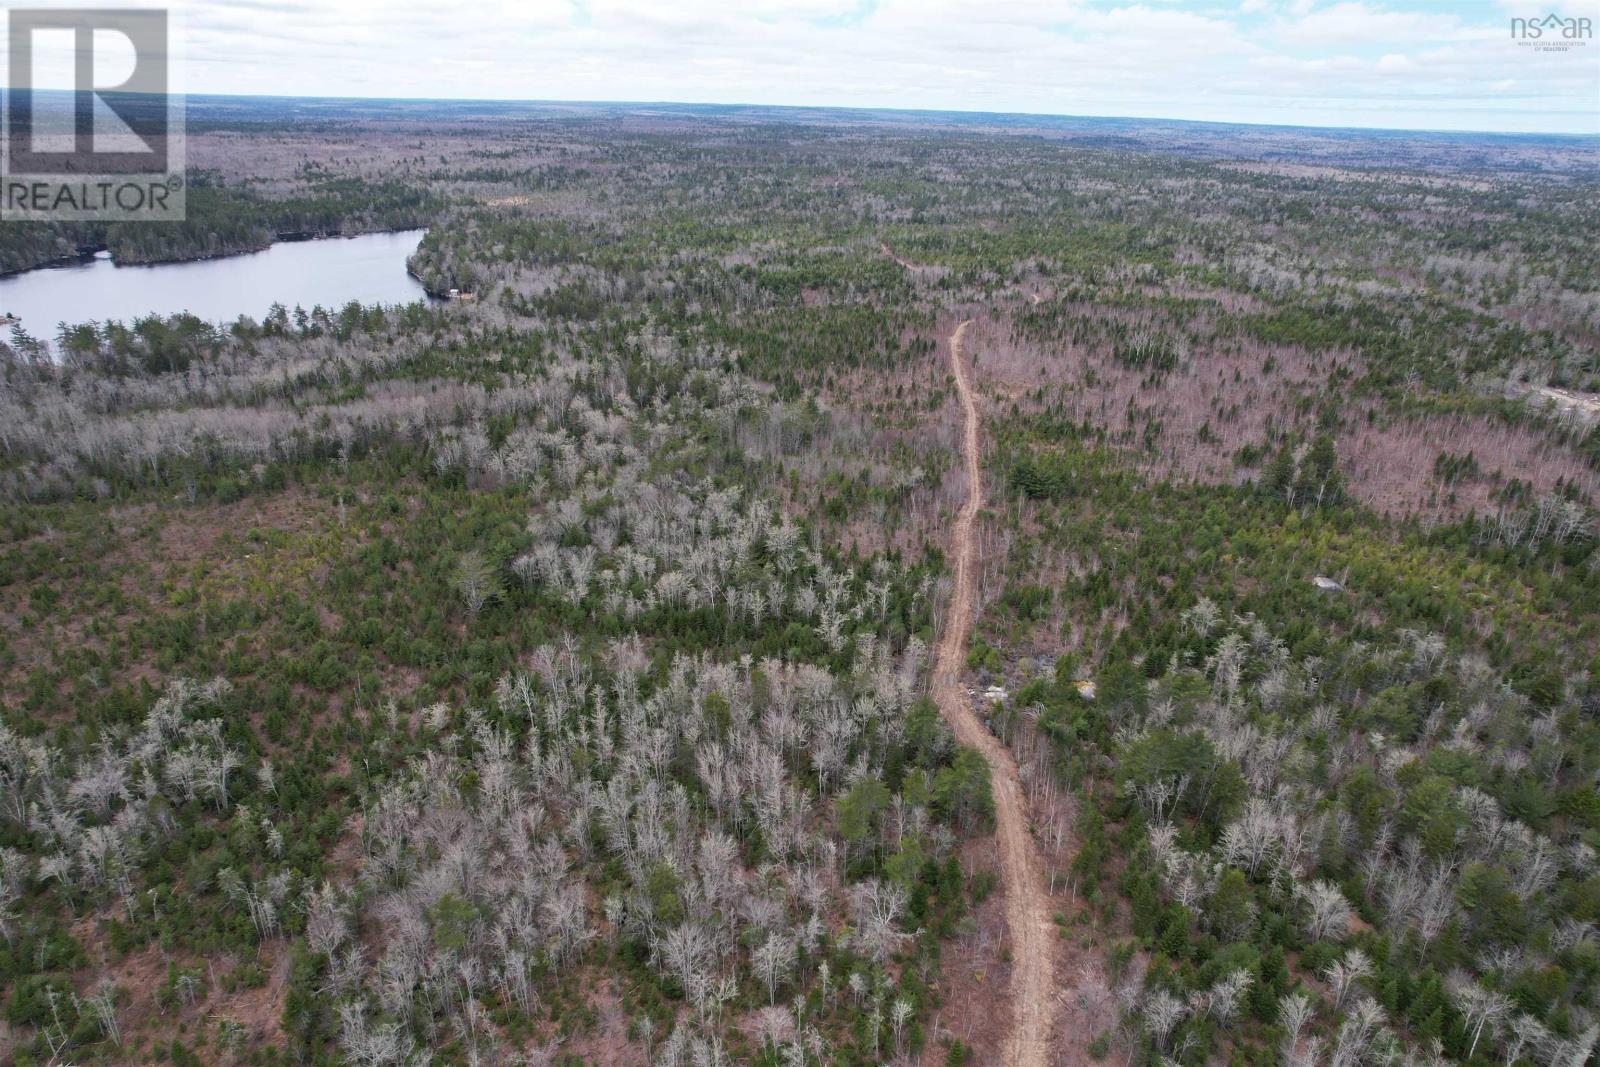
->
0;177;440;276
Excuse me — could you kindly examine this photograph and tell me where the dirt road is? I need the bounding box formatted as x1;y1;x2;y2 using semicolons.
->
935;319;1056;1067
880;241;919;272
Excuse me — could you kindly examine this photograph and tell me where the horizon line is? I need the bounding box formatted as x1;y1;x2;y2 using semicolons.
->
38;87;1597;141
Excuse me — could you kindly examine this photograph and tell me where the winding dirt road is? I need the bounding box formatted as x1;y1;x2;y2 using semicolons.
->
935;320;1055;1067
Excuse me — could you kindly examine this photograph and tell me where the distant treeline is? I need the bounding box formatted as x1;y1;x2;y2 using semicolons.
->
0;173;441;275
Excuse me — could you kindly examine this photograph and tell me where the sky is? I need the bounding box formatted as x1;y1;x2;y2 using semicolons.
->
8;0;1600;134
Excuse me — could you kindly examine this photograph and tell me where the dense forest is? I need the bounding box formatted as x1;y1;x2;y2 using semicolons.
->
0;102;1596;1067
0;176;439;275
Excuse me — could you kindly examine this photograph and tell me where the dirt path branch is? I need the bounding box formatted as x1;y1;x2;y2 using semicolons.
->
934;319;1056;1067
879;240;919;272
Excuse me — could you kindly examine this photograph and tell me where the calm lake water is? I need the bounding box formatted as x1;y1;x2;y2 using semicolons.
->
0;228;430;339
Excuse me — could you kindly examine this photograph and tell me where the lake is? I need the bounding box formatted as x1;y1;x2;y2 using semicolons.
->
0;228;431;339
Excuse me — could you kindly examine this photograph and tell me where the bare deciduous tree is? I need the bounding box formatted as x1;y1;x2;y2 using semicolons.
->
455;550;500;617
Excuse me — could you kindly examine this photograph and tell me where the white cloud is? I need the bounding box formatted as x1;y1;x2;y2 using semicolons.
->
7;0;1596;133
1272;2;1475;46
